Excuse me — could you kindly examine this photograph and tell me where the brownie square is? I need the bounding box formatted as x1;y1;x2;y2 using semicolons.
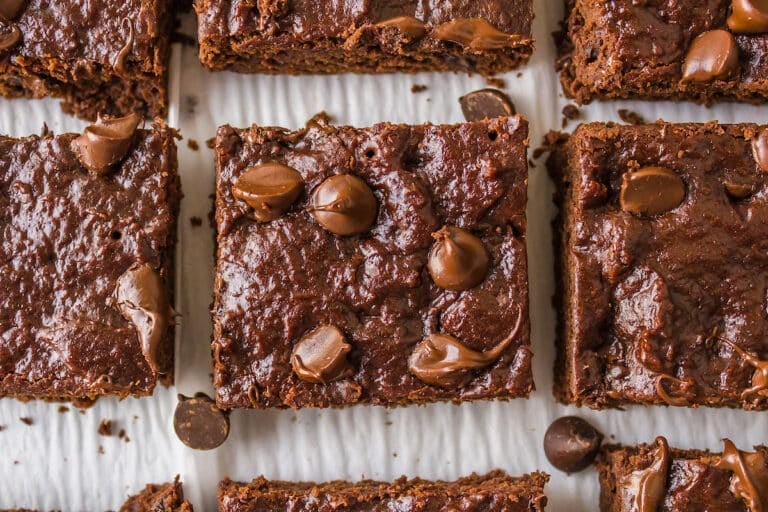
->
195;0;533;76
598;437;768;511
549;122;768;410
557;0;768;104
219;471;549;512
0;120;180;405
0;0;173;120
213;114;531;409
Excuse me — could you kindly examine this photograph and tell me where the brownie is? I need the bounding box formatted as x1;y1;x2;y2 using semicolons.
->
598;437;768;511
213;114;531;409
557;0;768;104
218;471;549;511
0;1;174;120
549;122;768;410
194;0;533;76
0;117;181;405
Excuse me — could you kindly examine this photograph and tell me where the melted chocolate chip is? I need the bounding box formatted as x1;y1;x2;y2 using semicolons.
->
624;437;670;512
115;264;173;373
714;439;768;511
752;129;768;173
682;29;739;83
72;112;141;175
655;374;693;406
432;18;521;50
232;163;304;222
0;19;20;52
724;180;756;200
310;174;377;236
543;417;603;474
620;167;686;217
291;325;353;384
728;0;768;34
408;308;521;388
375;16;427;39
173;393;230;450
0;0;25;20
718;337;768;399
113;18;134;76
427;226;489;291
459;89;516;121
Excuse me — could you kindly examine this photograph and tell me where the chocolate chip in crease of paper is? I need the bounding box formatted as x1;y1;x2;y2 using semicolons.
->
233;163;304;222
432;18;525;50
113;18;134;76
375;16;427;39
620;166;686;217
310;174;377;236
0;0;26;20
459;89;516;121
72;112;141;175
174;393;230;450
728;0;768;34
624;437;671;512
752;129;768;172
544;416;603;474
681;29;739;83
291;325;354;384
427;226;490;291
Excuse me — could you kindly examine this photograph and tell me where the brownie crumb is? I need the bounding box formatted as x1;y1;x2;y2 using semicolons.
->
187;139;200;151
98;445;105;455
13;460;19;465
190;216;203;227
561;104;581;128
528;158;537;169
618;109;646;125
184;96;199;116
118;429;126;439
58;406;70;413
98;419;113;436
20;417;33;426
206;137;216;149
0;425;5;432
411;84;428;93
486;77;506;89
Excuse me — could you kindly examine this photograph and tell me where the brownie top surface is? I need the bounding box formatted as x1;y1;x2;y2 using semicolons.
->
0;124;178;397
196;0;533;42
213;116;531;408
563;122;768;408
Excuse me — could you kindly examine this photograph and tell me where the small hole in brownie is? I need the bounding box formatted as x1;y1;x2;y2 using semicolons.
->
488;130;498;141
110;231;122;240
365;149;376;159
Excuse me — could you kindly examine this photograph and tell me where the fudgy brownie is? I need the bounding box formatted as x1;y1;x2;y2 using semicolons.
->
549;122;768;410
195;0;533;76
213;114;531;409
218;471;549;511
598;437;768;511
557;0;768;104
0;1;174;120
0;115;181;405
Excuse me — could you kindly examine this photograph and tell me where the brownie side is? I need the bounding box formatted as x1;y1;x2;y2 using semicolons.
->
557;0;768;104
218;471;549;512
213;115;531;409
598;443;768;511
195;0;533;76
120;479;194;512
0;0;173;120
0;122;181;404
549;122;768;410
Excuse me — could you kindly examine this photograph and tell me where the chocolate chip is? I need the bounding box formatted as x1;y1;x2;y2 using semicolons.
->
375;16;427;39
233;163;304;222
432;18;517;50
682;29;739;83
459;89;515;121
543;417;603;473
728;0;768;33
291;325;353;384
0;19;20;52
620;167;686;217
72;112;141;175
113;18;134;76
0;0;26;20
310;175;377;236
427;226;489;291
752;129;768;173
724;180;756;200
173;393;230;450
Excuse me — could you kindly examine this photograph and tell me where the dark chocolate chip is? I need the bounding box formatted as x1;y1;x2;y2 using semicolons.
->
724;180;756;200
752;129;768;173
0;0;26;20
72;112;141;175
681;29;739;83
459;89;515;121
432;18;520;50
173;393;230;450
543;416;603;473
728;0;768;34
427;226;489;291
375;16;427;39
233;163;304;222
620;167;686;217
0;19;20;52
310;174;377;236
291;325;353;384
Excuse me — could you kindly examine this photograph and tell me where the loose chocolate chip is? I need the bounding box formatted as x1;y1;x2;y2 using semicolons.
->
681;29;739;83
72;112;141;175
115;264;173;373
173;393;230;450
233;163;304;222
544;417;603;474
428;226;489;291
620;167;686;217
459;89;515;121
375;16;427;39
724;180;756;200
752;129;768;173
0;0;26;20
432;18;518;50
0;19;20;52
291;325;353;384
310;174;377;236
728;0;768;34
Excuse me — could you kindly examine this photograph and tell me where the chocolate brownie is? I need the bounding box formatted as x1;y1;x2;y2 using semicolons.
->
213;114;531;409
0;1;174;120
218;471;549;511
557;0;768;104
0;115;180;405
598;437;768;511
194;0;533;76
549;122;768;410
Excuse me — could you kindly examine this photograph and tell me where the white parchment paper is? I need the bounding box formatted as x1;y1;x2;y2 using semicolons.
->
1;1;768;510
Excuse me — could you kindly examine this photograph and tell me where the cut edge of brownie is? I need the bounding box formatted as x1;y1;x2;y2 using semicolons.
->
119;477;194;512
